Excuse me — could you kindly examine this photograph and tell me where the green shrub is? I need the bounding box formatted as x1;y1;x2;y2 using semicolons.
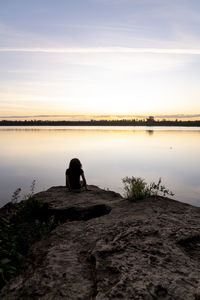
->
0;217;23;288
122;176;174;201
20;196;45;222
0;181;58;289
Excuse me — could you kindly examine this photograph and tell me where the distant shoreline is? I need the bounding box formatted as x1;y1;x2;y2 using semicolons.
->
1;120;200;127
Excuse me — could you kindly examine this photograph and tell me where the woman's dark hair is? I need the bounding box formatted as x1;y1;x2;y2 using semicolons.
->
69;158;82;170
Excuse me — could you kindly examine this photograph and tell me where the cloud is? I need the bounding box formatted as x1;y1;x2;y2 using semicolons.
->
92;0;144;4
0;114;114;119
61;23;140;32
156;114;200;119
1;114;200;120
0;47;200;55
0;115;86;119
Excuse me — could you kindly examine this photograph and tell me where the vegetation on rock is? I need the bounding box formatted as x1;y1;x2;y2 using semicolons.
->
122;177;174;201
0;183;58;289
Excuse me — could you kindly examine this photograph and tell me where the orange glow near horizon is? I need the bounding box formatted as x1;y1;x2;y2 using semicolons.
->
1;114;200;122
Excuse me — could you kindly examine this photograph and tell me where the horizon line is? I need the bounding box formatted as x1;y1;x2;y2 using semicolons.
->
1;47;200;55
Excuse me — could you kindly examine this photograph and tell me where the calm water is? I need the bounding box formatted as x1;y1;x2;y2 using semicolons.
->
0;126;200;207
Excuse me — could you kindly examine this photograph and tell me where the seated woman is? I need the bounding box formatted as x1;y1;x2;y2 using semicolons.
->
65;158;87;191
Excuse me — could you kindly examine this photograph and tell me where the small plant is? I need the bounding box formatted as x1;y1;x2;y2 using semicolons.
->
23;180;36;200
148;178;174;197
11;188;21;203
122;176;174;201
30;179;36;196
122;177;148;200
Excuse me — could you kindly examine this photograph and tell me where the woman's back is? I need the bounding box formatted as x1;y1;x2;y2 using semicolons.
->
65;167;83;189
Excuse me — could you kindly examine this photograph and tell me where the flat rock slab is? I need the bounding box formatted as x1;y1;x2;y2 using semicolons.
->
35;185;122;209
1;186;200;300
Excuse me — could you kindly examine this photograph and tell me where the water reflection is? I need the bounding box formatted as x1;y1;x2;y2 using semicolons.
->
0;126;200;207
146;130;154;136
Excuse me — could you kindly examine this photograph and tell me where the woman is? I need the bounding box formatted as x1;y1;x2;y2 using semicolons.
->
65;158;87;191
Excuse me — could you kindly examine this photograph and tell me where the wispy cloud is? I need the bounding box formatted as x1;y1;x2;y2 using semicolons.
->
156;114;200;119
1;47;200;55
0;115;87;119
61;23;141;32
1;114;200;120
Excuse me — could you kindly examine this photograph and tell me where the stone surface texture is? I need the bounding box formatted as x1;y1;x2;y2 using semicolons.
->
1;185;200;300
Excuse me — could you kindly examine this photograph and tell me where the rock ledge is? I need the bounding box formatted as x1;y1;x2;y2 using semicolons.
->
1;185;200;300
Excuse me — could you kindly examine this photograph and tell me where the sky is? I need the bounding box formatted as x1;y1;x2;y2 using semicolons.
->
0;0;200;120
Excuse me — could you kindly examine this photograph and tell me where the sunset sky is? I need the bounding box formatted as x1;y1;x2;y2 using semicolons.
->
1;0;200;120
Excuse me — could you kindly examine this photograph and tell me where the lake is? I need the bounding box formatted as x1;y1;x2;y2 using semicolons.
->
0;126;200;207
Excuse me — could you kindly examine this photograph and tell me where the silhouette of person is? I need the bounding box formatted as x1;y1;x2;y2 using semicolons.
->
65;158;87;191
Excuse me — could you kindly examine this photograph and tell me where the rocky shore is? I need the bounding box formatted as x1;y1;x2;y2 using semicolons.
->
1;185;200;299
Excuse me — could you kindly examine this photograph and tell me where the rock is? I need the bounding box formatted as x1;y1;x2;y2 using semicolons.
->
1;185;200;299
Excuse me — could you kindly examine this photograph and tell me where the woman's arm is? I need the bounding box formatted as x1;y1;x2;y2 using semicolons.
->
66;174;71;190
81;173;88;190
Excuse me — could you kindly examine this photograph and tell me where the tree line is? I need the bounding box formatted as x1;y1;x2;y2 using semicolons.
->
1;118;200;126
